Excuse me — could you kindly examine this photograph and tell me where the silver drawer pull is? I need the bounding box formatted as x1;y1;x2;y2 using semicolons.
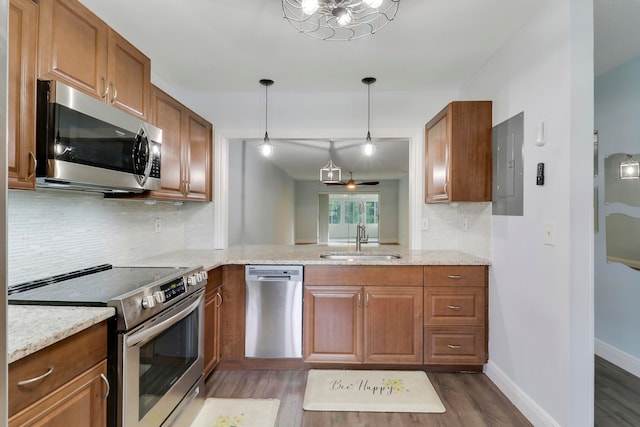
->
447;305;462;310
447;344;463;350
17;367;54;386
447;275;462;279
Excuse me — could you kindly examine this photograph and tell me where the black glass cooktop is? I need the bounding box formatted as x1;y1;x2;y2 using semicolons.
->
8;264;191;306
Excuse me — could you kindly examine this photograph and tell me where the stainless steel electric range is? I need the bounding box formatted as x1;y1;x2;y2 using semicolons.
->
9;264;209;427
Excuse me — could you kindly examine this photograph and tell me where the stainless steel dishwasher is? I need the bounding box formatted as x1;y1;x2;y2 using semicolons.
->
245;265;303;358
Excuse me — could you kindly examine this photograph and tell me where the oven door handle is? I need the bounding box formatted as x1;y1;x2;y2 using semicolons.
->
126;294;202;348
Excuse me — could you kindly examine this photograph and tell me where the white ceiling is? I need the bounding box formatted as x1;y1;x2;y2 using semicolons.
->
77;0;635;181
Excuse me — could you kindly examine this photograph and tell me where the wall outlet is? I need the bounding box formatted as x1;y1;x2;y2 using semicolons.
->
154;218;162;233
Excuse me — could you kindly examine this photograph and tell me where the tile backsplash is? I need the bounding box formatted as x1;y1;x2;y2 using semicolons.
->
421;202;492;259
8;189;216;285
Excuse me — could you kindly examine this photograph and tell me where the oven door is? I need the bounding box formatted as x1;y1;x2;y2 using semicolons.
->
120;290;204;427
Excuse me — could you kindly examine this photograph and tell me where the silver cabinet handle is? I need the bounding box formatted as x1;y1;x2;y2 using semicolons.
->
27;151;37;179
215;292;223;308
101;77;109;99
100;373;110;400
447;275;462;279
111;82;118;103
17;367;54;386
365;293;369;307
447;305;462;310
447;344;462;350
357;293;361;308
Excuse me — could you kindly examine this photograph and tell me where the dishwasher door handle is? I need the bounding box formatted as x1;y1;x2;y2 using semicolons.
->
256;275;292;281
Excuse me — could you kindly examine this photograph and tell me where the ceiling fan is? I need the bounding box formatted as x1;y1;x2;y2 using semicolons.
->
325;171;379;188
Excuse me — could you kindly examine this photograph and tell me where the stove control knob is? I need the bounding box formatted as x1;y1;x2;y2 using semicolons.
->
202;270;208;280
196;272;204;282
141;295;155;309
187;275;196;286
154;291;166;304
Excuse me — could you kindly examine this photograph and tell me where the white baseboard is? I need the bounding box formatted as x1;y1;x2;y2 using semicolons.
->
595;339;640;378
485;361;561;427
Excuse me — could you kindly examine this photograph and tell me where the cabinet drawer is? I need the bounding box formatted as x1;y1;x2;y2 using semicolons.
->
424;326;486;365
305;266;423;287
9;322;107;416
423;266;487;287
424;288;485;325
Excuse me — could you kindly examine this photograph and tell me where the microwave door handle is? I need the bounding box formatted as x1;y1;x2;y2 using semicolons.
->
126;294;202;348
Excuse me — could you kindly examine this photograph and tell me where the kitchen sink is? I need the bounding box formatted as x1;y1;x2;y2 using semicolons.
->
320;252;402;260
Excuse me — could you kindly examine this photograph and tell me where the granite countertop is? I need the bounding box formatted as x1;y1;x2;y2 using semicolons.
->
8;305;115;364
8;245;489;363
134;244;491;271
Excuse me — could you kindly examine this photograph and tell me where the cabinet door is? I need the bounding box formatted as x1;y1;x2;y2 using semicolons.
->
184;112;212;201
151;87;186;199
107;29;151;120
303;286;363;363
38;0;108;99
425;113;450;202
204;284;223;377
9;361;108;427
8;0;38;190
364;287;423;364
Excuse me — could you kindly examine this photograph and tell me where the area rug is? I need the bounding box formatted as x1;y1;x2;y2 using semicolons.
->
190;398;280;427
303;369;446;413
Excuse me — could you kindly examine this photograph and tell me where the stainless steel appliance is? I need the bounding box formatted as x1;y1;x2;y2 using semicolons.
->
245;265;303;358
36;80;162;193
9;264;208;427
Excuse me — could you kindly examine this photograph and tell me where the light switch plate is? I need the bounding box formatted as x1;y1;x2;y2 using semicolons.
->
543;222;555;245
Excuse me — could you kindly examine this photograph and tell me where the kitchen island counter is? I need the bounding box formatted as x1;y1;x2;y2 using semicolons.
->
134;245;490;270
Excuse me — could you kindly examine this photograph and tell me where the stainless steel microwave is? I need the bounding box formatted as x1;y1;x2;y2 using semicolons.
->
36;80;162;193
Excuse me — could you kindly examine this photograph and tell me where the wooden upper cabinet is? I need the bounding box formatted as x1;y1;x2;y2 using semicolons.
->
425;101;492;203
150;86;213;202
38;0;150;120
107;30;151;119
8;0;38;190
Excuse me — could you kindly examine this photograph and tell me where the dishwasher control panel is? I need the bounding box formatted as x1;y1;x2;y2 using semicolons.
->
245;265;303;282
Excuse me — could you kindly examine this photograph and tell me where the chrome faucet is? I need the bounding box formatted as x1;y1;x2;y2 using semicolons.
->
355;202;368;251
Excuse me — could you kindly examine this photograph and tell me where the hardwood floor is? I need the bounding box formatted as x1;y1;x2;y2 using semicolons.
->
204;369;532;426
595;356;640;427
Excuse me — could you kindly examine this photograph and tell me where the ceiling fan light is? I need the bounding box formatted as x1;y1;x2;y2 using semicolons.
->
364;0;384;8
346;180;357;189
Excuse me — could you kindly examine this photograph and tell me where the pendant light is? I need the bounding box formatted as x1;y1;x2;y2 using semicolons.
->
362;77;376;156
320;141;342;183
259;79;275;157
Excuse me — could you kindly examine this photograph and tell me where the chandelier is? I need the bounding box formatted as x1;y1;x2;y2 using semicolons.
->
282;0;400;41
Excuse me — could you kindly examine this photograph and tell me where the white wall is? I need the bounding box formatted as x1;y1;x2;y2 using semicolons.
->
594;55;640;374
459;1;594;426
227;140;295;246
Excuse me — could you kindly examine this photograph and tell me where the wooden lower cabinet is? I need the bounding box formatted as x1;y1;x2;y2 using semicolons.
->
9;361;108;427
303;286;362;363
423;265;488;367
204;267;223;378
303;266;423;365
8;322;109;427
